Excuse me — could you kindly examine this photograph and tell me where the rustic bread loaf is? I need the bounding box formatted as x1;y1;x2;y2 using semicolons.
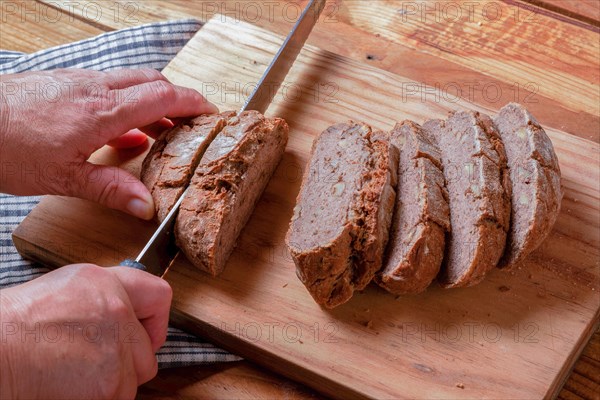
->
286;122;397;308
141;112;232;222
494;103;562;268
175;111;289;276
424;111;511;288
376;121;450;295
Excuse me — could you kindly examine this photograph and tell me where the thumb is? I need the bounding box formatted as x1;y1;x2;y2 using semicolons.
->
72;162;155;220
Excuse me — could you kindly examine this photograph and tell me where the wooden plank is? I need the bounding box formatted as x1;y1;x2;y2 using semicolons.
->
521;0;600;25
337;0;600;117
138;361;319;399
11;16;600;399
0;0;106;53
35;0;600;142
138;330;600;400
31;0;192;30
558;328;600;400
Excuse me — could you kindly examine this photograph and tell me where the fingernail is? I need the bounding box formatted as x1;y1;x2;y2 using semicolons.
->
127;196;154;220
204;100;219;114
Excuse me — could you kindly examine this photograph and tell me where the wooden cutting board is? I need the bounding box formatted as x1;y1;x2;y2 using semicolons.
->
13;15;600;399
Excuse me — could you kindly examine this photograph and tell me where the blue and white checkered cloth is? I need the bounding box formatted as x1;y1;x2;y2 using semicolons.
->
0;19;240;368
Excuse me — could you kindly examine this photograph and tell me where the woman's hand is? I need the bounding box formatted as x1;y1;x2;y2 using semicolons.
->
0;68;218;219
0;263;172;399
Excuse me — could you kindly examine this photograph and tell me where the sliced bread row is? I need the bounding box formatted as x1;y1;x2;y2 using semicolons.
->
141;111;289;276
286;103;562;308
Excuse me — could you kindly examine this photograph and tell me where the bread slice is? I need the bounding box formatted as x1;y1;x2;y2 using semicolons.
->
376;121;450;294
175;111;289;276
494;103;562;268
286;122;398;308
141;112;232;222
424;111;511;288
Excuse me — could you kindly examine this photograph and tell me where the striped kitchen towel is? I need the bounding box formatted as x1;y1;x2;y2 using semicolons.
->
0;19;241;367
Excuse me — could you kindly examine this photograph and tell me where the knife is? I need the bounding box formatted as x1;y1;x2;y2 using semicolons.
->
120;0;326;276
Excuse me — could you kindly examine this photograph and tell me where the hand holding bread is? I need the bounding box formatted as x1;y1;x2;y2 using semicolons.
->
0;68;217;220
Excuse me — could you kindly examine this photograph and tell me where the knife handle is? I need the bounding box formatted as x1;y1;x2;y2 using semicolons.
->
119;259;147;271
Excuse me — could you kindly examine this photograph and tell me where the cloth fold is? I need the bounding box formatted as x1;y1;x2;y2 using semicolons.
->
0;18;241;367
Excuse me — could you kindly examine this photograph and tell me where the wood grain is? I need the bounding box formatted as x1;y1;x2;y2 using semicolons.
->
139;331;600;400
137;361;319;399
11;16;600;399
0;0;106;52
559;329;600;400
35;0;600;142
521;0;600;26
338;0;600;117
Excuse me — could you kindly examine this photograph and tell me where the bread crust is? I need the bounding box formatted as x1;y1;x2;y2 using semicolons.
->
494;103;562;268
376;121;450;294
141;112;232;222
175;111;289;276
286;122;397;308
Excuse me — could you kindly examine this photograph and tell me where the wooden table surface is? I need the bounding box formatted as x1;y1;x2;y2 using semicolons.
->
1;1;598;398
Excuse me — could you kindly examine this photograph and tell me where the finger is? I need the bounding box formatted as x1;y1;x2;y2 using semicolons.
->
138;118;174;139
108;267;173;353
128;318;159;385
107;118;175;148
108;312;157;387
103;68;169;90
101;81;219;140
67;162;155;220
107;129;148;149
108;266;163;386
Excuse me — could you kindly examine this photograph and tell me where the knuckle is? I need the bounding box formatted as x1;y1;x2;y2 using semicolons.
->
100;90;119;114
95;176;121;207
59;178;81;198
99;382;120;400
140;68;164;82
150;80;176;102
98;367;133;400
66;263;101;277
53;162;91;199
150;358;158;377
136;357;158;386
86;87;118;116
144;359;159;382
66;264;113;287
107;297;132;322
157;280;173;303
